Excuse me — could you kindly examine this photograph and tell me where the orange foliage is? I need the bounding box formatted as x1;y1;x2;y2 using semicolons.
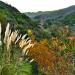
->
27;37;74;75
28;40;57;74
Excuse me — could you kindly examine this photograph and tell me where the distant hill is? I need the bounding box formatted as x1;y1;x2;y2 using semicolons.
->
0;1;33;31
26;5;75;21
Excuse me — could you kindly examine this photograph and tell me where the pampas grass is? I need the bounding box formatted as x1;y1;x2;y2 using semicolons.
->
0;23;36;75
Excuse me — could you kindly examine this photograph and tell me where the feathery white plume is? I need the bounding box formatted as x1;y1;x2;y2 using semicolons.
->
4;23;10;43
26;37;30;42
29;59;34;63
22;43;34;55
22;34;27;39
26;39;31;44
25;50;29;55
15;34;21;44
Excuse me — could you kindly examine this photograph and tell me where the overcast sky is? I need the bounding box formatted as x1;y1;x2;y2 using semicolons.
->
1;0;75;12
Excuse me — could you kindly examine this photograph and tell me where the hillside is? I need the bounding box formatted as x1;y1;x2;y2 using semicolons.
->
0;1;33;32
0;1;74;75
0;1;75;40
26;5;75;20
26;6;75;39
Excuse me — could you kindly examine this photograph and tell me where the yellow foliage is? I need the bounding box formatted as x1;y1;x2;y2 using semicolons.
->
50;37;66;51
27;29;32;36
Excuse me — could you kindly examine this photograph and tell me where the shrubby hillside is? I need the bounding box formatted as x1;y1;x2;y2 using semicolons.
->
0;1;74;75
1;0;75;40
0;1;33;31
26;5;75;40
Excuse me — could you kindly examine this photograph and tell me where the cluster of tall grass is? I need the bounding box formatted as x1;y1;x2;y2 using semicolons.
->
0;23;42;75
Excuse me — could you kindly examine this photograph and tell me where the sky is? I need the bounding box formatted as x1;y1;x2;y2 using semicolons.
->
1;0;75;12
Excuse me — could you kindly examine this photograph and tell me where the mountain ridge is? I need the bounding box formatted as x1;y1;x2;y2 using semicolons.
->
25;5;75;20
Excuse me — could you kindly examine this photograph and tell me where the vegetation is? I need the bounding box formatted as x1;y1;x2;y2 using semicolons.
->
26;5;75;21
26;5;75;39
28;26;75;75
0;1;33;32
0;44;42;75
0;1;75;75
